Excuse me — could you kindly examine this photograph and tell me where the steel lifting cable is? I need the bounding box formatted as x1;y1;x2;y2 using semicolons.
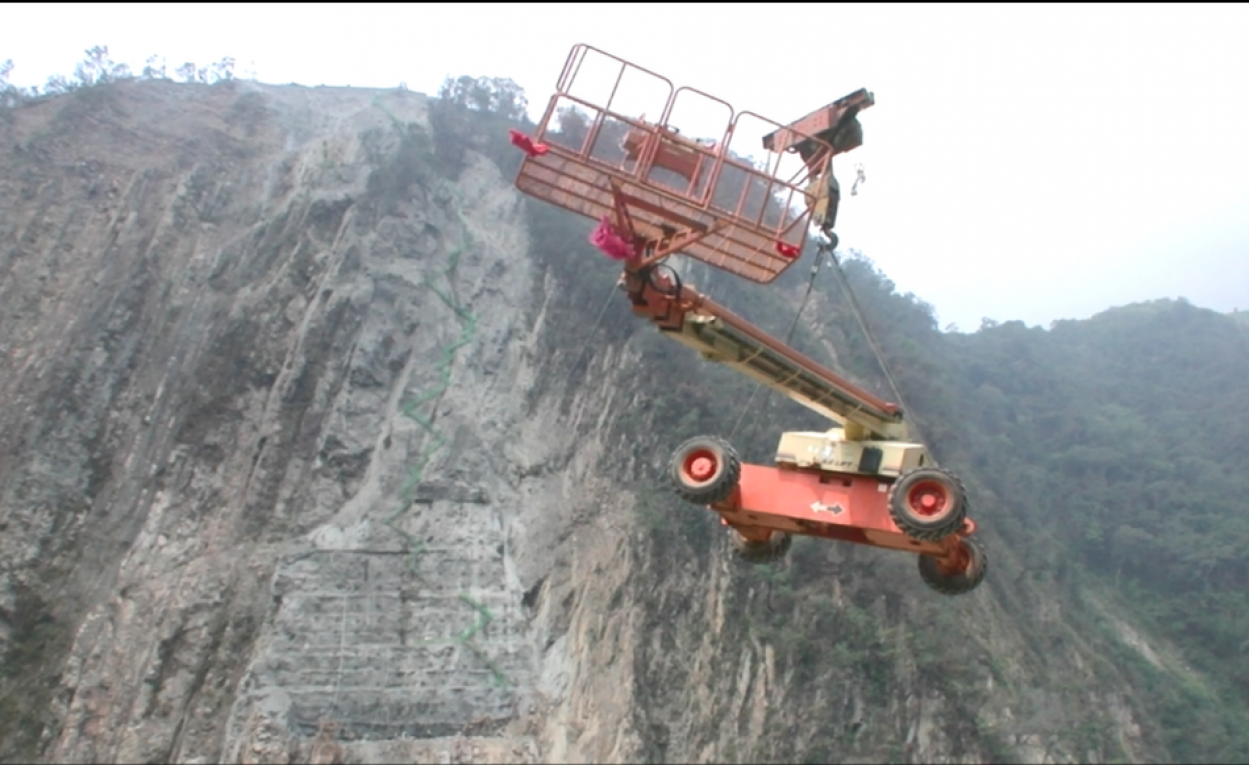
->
728;250;827;442
809;160;915;438
567;279;621;377
819;236;935;462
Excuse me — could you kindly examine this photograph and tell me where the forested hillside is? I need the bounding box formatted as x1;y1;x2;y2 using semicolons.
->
942;301;1249;758
712;258;1249;761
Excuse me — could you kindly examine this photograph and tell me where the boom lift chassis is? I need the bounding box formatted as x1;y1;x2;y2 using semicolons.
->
509;45;986;595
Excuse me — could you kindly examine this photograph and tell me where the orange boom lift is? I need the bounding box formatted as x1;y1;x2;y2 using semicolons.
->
508;45;986;595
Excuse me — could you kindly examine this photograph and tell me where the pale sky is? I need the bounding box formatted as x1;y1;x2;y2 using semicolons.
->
4;3;1246;331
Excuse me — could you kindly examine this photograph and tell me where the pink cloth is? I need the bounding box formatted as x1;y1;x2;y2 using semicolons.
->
590;216;636;261
775;241;800;259
508;129;549;158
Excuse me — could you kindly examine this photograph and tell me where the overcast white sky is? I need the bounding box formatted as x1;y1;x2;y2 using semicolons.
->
4;3;1246;331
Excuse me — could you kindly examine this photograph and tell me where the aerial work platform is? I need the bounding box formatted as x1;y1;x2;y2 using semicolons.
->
513;44;871;284
508;44;986;596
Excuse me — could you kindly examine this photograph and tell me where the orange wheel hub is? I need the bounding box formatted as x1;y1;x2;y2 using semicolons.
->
906;480;949;517
683;449;718;483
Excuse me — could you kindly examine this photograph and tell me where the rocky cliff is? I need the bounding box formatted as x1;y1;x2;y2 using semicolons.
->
0;79;1184;764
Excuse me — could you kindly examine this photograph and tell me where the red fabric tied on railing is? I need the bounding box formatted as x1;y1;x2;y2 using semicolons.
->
775;241;800;259
590;216;636;261
508;129;549;158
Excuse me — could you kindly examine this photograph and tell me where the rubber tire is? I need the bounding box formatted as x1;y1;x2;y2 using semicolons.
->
669;436;741;506
730;529;792;565
887;466;968;541
918;536;988;596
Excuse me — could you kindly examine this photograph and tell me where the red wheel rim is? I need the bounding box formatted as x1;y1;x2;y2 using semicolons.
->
906;479;950;518
682;448;718;484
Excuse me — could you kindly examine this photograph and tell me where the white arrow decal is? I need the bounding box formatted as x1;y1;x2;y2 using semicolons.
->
810;501;845;516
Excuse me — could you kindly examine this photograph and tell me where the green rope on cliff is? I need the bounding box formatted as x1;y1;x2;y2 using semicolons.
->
392;227;476;511
455;592;510;685
372;100;508;687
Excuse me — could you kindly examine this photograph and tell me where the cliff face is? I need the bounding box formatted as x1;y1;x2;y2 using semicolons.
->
0;80;1172;764
1;79;555;763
